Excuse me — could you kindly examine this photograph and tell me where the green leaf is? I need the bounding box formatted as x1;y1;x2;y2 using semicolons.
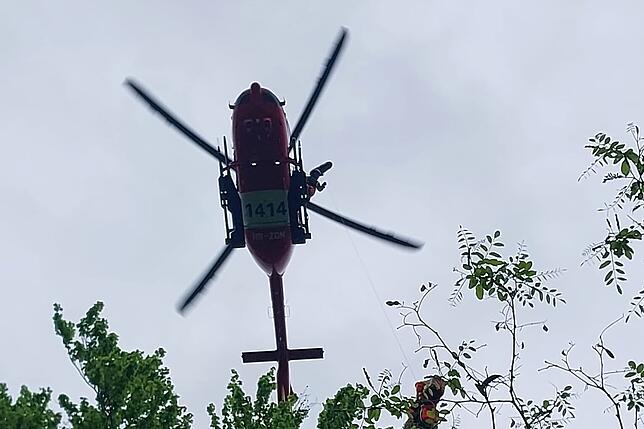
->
368;407;378;421
373;407;381;421
626;149;639;163
476;284;484;300
622;159;631;176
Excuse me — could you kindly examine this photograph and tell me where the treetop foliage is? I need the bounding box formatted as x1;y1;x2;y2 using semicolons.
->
51;302;193;428
0;384;61;429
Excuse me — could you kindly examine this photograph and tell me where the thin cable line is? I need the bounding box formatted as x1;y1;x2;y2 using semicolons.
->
324;194;418;382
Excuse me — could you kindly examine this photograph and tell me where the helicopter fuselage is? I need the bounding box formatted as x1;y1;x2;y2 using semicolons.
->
231;82;294;275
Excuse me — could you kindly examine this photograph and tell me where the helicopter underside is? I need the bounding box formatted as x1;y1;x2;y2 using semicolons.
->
245;225;293;275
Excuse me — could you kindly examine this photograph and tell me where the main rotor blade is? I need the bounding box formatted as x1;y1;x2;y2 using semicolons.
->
177;243;235;314
306;201;423;249
289;28;348;152
125;79;232;165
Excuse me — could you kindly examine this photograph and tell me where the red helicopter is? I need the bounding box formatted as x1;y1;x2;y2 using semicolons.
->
125;28;422;402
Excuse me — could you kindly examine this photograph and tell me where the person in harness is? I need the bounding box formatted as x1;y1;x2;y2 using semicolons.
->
288;161;333;244
306;161;333;196
404;376;446;429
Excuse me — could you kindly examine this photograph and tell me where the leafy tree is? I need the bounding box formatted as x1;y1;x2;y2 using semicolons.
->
0;383;61;429
206;368;307;429
316;383;369;429
381;229;574;429
207;368;407;429
52;302;193;429
543;317;644;429
581;123;644;320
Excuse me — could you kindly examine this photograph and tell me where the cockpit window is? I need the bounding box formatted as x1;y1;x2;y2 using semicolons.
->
262;118;272;138
243;118;255;134
262;90;280;105
235;90;251;106
233;88;281;107
242;117;273;139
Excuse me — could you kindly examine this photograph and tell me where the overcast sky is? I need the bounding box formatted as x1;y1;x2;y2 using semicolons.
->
2;1;644;428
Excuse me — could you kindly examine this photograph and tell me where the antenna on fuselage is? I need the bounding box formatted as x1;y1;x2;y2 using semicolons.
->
223;136;230;166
